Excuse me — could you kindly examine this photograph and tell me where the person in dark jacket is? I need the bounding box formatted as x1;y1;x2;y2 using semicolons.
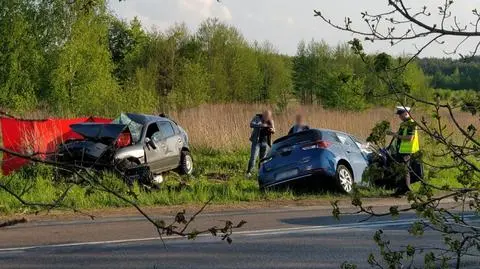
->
288;114;310;135
246;110;275;177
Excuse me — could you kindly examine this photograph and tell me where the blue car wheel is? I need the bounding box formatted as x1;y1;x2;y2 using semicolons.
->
336;165;353;193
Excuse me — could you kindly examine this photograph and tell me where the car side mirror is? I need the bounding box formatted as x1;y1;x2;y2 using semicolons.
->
145;137;157;149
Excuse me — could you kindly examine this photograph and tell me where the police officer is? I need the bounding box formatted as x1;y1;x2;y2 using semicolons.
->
387;106;420;195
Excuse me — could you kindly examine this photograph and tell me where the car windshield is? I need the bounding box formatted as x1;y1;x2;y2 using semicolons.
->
351;136;372;154
112;113;143;143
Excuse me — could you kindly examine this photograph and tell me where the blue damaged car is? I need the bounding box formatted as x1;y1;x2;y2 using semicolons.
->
258;129;372;193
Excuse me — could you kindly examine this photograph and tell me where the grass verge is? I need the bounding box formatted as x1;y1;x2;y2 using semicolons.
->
0;146;464;215
0;148;358;215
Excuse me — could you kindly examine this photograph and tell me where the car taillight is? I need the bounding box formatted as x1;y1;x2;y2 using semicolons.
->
301;140;331;150
116;132;131;148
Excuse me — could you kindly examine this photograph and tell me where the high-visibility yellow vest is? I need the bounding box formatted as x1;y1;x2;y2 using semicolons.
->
399;119;420;154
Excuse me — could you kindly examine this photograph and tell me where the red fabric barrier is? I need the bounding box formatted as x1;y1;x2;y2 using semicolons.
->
1;116;111;175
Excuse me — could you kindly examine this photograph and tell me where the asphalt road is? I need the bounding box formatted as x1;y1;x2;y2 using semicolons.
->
0;205;479;269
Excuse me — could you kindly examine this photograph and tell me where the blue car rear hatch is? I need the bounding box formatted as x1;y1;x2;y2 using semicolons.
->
262;130;331;175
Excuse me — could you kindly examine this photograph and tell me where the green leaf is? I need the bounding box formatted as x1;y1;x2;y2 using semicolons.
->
389;206;399;217
406;245;415;257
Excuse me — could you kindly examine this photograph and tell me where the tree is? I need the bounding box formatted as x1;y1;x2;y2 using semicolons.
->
168;60;210;110
292;39;332;105
255;42;293;105
293;40;369;110
50;1;120;116
418;57;480;91
319;44;367;110
108;17;137;82
292;40;310;104
317;1;480;268
0;0;42;112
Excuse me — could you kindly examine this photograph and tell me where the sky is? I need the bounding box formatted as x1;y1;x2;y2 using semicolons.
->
108;0;480;57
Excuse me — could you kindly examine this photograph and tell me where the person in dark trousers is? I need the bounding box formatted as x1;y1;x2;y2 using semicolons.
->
246;110;275;177
387;106;420;196
288;114;310;135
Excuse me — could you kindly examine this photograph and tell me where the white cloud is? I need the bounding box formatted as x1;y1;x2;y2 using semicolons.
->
287;17;294;25
222;6;233;21
179;0;212;17
179;0;232;20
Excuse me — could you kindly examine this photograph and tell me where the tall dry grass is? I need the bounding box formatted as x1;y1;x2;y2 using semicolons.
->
1;104;476;151
171;104;477;150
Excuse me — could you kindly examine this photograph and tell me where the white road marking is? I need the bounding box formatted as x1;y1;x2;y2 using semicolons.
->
243;220;415;237
0;216;476;253
0;237;167;253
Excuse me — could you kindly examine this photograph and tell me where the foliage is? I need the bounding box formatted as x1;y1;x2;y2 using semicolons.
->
366;121;391;147
50;1;119;116
291;39;437;110
419;57;480;91
0;1;450;116
316;1;480;267
168;60;210;110
0;0;42;112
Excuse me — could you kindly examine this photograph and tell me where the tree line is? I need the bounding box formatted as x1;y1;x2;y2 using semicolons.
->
419;57;480;91
0;0;460;117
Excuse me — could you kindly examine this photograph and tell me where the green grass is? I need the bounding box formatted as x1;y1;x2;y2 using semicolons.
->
418;137;469;190
0;145;466;215
0;148;345;214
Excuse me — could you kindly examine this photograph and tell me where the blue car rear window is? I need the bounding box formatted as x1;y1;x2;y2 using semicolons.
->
271;130;323;151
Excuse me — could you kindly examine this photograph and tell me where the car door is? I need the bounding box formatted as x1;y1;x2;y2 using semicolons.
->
157;121;182;169
144;122;169;173
335;133;368;182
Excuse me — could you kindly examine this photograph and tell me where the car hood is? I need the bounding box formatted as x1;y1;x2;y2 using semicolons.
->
70;123;128;144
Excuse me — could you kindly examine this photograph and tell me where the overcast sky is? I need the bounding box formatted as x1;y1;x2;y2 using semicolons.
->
109;0;480;57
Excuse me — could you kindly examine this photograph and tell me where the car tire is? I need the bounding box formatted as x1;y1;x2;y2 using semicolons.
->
394;172;412;196
115;159;140;186
116;159;138;171
178;151;194;175
116;159;156;189
259;185;266;193
336;164;354;193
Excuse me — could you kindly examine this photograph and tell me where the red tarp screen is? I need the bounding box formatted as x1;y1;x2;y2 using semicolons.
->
0;116;111;175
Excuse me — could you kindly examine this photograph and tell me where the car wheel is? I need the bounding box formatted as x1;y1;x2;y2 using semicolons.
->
259;184;266;193
394;172;412;196
336;165;354;193
179;151;194;175
116;159;138;171
115;159;146;187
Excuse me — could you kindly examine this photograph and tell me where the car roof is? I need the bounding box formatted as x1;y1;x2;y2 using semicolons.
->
126;113;171;125
315;128;364;142
316;128;350;136
291;128;351;136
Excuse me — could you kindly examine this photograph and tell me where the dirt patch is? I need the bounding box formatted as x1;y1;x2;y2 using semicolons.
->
0;197;422;223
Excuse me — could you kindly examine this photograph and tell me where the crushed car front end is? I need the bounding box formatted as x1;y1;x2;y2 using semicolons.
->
55;123;131;169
